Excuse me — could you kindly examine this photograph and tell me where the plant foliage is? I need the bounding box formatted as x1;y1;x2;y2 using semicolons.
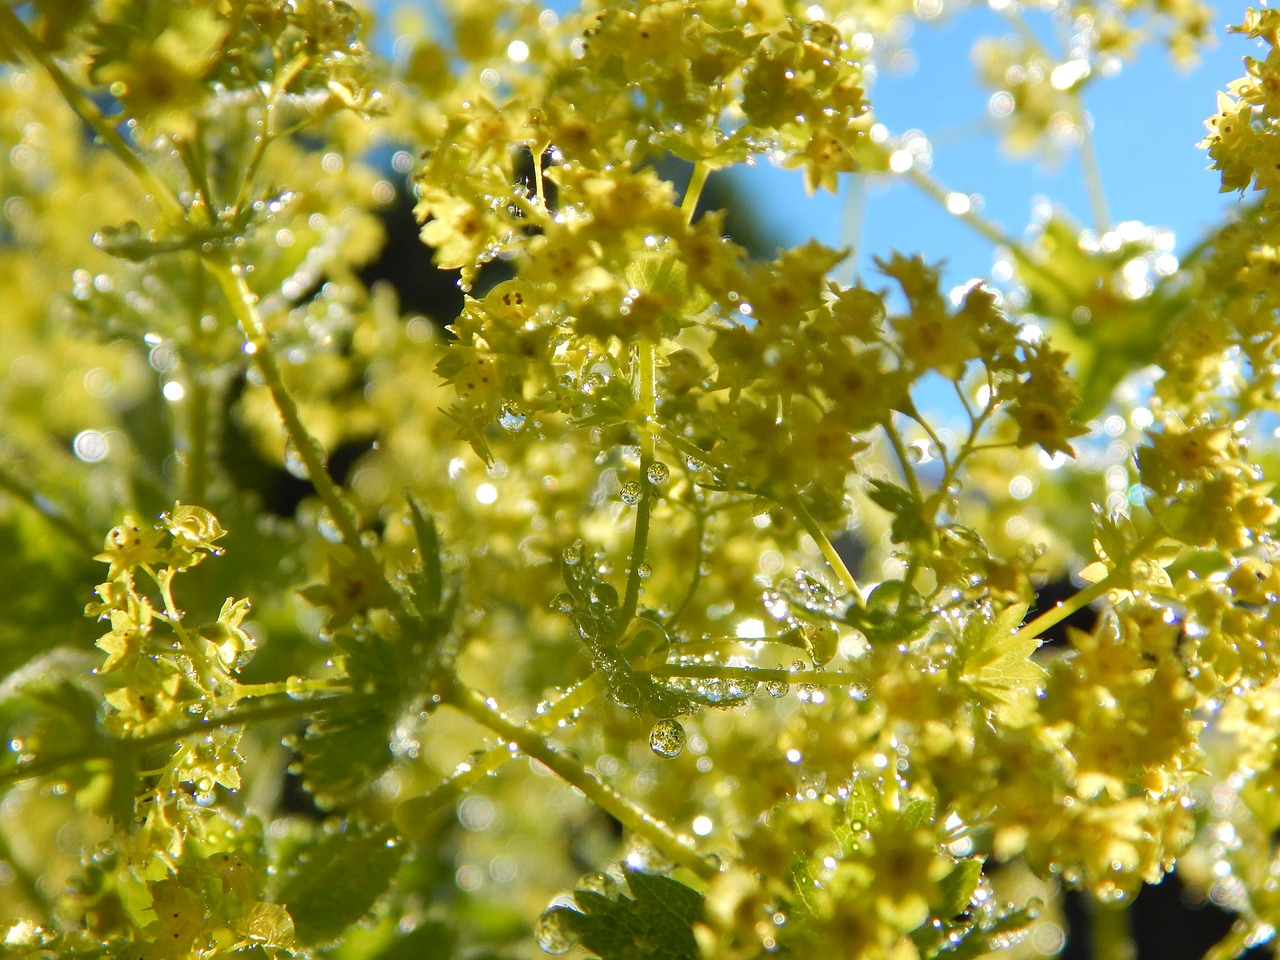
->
0;0;1278;958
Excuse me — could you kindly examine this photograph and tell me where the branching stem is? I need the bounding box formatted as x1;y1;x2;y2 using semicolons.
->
204;257;372;564
789;495;866;609
403;676;605;820
443;680;718;880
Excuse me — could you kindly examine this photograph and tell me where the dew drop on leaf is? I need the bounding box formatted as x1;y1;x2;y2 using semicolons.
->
563;541;584;566
575;870;618;897
766;680;789;698
498;404;527;433
646;461;669;484
535;907;578;955
649;718;687;758
620;481;643;505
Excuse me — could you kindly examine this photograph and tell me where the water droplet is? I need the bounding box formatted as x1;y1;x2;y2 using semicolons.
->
575;871;619;897
646;461;669;484
766;680;790;697
611;681;642;709
498;404;527;433
550;592;574;612
285;676;311;701
316;509;342;543
535;907;578;955
620;481;643;505
637;562;653;579
563;541;584;566
684;455;705;472
649;718;687;758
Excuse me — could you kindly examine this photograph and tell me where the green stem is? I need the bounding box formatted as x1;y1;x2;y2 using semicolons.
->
883;417;924;503
681;162;712;222
132;693;350;749
147;565;221;691
0;4;185;222
218;676;350;707
0;693;347;789
1075;105;1111;234
1008;537;1155;649
204;257;369;558
1202;921;1264;960
1010;576;1111;648
788;495;865;608
901;163;1076;304
443;680;718;880
397;676;605;831
666;505;706;627
620;343;658;626
1091;899;1133;960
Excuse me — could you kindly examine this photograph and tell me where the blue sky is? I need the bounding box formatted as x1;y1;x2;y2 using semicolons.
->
728;0;1253;288
389;0;1254;290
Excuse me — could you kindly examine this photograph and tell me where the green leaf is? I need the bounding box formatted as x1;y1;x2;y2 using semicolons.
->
296;629;402;806
937;857;984;919
957;603;1046;709
901;797;935;829
405;497;443;619
843;776;881;831
556;867;704;960
297;697;394;809
865;478;931;545
276;824;402;947
931;900;1041;960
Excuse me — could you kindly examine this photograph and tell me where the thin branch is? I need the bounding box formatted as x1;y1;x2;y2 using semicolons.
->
443;680;718;880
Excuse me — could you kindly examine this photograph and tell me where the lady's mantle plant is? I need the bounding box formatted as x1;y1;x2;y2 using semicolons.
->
2;0;1280;958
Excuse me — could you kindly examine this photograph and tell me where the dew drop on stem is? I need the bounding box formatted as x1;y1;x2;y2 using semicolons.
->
646;461;669;484
285;676;311;701
620;480;643;505
283;438;310;479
